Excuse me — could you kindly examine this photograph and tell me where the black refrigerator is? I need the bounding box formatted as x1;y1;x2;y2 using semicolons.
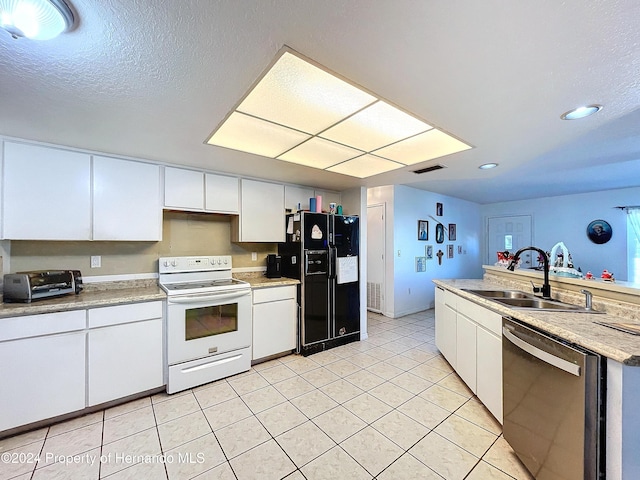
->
279;212;360;356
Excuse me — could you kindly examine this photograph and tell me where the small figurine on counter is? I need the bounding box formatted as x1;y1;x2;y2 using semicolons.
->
585;271;594;279
601;270;615;281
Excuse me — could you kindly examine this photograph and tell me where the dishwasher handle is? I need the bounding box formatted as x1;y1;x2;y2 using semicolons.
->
503;326;581;377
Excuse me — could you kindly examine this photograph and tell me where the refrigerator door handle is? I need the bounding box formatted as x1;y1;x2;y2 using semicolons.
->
328;246;336;279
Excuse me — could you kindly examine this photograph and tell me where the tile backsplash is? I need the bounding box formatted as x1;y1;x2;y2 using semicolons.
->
9;211;277;276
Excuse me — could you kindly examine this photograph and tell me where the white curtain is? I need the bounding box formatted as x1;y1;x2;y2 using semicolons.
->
627;207;640;243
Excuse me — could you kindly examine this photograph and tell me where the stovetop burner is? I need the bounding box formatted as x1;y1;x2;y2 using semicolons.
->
158;255;250;297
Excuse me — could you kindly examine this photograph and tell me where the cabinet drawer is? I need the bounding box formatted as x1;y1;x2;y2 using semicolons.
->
88;301;163;328
443;288;458;309
456;295;502;336
253;286;296;304
0;310;86;341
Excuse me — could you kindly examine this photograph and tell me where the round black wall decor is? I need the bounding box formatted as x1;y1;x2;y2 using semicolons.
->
586;220;612;244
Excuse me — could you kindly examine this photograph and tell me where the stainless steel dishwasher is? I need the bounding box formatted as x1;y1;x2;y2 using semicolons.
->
502;317;605;480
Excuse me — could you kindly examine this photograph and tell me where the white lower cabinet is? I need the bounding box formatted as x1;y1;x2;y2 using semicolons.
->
0;311;86;432
434;286;503;423
456;313;477;393
252;286;297;361
476;327;503;423
87;302;164;406
435;286;457;368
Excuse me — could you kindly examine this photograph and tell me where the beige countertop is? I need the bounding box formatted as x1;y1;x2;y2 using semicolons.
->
0;284;165;318
0;274;300;319
434;278;640;366
234;273;300;288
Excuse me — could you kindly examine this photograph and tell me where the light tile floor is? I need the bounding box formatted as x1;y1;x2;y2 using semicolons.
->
0;309;535;480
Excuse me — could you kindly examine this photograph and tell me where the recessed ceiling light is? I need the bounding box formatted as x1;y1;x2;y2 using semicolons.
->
479;163;498;169
560;105;602;120
0;0;75;40
206;46;472;178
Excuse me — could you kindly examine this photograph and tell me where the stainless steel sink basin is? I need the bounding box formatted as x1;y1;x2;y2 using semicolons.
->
463;289;531;299
492;297;601;313
462;288;602;313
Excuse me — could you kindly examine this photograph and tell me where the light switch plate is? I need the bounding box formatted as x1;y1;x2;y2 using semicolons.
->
90;256;101;268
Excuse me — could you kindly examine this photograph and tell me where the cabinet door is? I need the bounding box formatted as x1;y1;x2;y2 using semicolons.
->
93;156;162;241
252;298;297;360
238;179;285;242
285;185;315;212
205;173;239;213
435;302;457;368
3;142;91;240
88;318;163;406
477;327;503;423
314;190;341;210
164;167;204;210
456;313;477;393
0;332;85;431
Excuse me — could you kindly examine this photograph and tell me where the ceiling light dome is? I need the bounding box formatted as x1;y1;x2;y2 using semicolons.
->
0;0;74;40
560;104;602;120
479;163;498;169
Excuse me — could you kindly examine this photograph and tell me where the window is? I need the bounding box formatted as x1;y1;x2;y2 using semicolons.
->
627;208;640;283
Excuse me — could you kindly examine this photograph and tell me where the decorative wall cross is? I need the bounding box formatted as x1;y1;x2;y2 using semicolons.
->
436;249;444;265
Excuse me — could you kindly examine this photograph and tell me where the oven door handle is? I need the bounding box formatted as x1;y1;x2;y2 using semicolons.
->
168;290;251;304
502;326;581;376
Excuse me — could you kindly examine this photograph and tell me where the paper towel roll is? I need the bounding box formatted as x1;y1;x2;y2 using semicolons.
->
315;195;322;213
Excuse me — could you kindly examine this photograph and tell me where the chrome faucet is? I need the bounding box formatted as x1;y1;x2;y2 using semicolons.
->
507;246;551;299
580;289;593;310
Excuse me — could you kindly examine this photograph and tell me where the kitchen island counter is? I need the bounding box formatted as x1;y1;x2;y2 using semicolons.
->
434;278;640;365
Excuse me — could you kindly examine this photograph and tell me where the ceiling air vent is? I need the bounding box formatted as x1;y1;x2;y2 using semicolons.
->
413;164;446;174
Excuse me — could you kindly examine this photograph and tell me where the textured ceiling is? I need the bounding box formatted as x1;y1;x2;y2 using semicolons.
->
1;0;639;204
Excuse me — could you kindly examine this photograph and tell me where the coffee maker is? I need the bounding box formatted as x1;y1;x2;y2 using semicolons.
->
266;254;282;278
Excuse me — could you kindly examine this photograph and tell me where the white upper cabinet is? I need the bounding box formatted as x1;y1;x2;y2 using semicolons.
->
233;179;285;242
164;167;204;210
314;189;341;211
164;167;239;214
205;173;239;213
93;156;162;241
285;185;315;212
3;142;91;240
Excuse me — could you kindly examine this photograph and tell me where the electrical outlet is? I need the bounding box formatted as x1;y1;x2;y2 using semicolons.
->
251;252;257;261
397;250;401;257
90;255;101;268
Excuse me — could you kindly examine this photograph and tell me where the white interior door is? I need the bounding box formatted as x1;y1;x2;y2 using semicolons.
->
487;215;533;267
367;204;385;312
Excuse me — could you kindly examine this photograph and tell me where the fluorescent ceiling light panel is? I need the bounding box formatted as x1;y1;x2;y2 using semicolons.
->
374;128;472;165
327;154;403;178
205;47;473;178
237;51;376;134
320;100;432;151
278;137;363;169
207;112;310;158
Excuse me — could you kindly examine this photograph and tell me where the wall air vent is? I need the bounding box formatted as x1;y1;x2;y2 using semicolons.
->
413;164;446;174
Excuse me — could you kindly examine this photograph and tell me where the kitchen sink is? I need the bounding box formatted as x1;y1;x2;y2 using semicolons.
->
463;289;531;299
462;289;602;313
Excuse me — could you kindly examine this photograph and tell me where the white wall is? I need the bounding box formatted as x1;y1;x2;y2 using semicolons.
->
480;186;638;281
368;185;483;318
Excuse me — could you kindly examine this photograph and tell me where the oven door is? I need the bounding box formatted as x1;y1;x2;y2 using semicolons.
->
167;288;252;365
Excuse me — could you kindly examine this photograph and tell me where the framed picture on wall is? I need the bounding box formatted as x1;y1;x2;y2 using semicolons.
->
415;256;427;272
586;219;612;244
435;223;445;243
418;220;428;240
436;203;443;216
426;245;433;259
448;223;456;241
447;244;454;258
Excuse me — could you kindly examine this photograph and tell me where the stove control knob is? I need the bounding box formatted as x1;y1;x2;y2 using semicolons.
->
171;260;177;267
217;259;222;265
223;258;228;265
210;258;216;265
